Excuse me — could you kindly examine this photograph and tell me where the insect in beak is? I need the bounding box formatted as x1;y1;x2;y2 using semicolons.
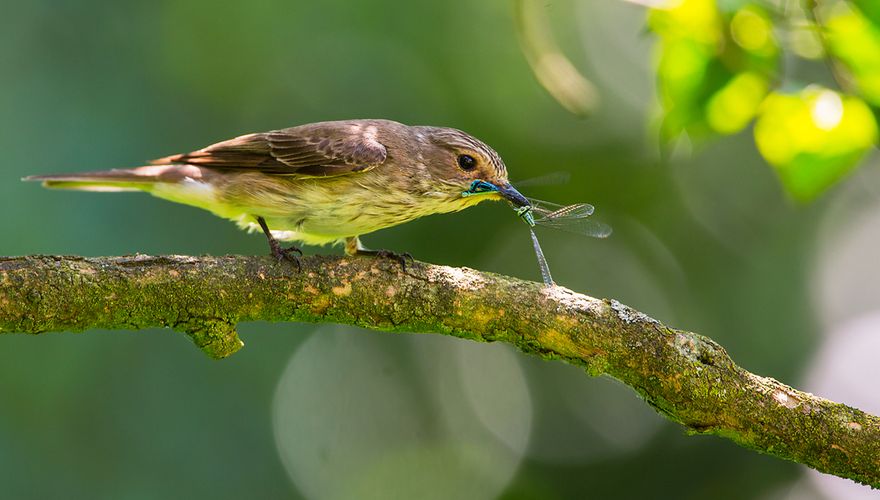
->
461;179;500;197
463;180;530;207
461;178;610;287
463;180;535;225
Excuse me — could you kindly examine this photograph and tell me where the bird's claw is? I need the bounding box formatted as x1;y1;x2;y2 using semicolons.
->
362;249;413;272
270;243;303;271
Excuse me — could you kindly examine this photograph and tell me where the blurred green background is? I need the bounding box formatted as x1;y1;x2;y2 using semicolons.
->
2;0;878;498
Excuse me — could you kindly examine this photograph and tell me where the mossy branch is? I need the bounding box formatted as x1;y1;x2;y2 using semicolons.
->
1;254;878;486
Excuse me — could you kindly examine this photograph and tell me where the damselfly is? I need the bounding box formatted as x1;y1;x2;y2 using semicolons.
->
515;199;611;286
462;179;611;286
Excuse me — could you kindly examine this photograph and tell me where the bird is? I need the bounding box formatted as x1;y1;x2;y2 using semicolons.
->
24;119;531;269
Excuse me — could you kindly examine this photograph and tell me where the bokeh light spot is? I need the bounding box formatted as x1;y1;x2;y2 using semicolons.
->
731;8;772;53
811;90;844;131
272;328;531;500
805;313;880;499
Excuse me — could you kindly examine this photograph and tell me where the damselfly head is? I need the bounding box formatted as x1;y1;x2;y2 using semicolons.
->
462;180;499;197
515;206;536;227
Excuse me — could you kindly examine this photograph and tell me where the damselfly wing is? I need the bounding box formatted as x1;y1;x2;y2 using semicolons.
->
522;198;612;238
510;171;572;188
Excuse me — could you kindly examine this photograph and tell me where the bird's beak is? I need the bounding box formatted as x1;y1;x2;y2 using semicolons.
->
496;183;531;209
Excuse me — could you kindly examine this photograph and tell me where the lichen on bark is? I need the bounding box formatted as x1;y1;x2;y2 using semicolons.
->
1;254;878;487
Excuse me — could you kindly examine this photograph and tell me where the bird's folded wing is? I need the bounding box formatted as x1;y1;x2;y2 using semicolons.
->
150;123;388;177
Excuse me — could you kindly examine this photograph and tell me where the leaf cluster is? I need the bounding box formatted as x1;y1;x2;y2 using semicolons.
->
649;0;880;201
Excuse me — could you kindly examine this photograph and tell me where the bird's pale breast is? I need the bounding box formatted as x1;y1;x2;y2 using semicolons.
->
150;167;485;246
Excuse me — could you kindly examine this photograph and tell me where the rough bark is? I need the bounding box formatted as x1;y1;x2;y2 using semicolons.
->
1;254;877;486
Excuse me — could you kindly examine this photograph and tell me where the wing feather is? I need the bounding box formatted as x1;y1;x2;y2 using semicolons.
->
150;121;388;177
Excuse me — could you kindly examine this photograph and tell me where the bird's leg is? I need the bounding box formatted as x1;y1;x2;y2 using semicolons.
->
345;236;413;272
256;216;302;270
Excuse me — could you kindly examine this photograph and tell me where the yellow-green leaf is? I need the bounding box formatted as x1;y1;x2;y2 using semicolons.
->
851;0;880;28
706;71;769;134
729;6;777;58
649;2;777;141
754;87;878;202
647;0;723;47
826;6;880;106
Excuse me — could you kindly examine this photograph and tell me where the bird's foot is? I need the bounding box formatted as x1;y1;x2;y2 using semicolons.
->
256;215;302;271
269;240;303;271
357;249;414;272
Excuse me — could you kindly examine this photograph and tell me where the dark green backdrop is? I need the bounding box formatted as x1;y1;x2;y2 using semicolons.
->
2;0;876;498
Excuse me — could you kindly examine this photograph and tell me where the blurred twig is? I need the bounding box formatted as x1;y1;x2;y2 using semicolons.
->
1;254;879;486
802;0;855;92
513;0;599;116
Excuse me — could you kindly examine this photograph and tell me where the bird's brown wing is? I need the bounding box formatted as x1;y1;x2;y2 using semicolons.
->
150;122;388;177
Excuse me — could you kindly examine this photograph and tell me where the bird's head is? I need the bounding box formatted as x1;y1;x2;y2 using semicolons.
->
413;126;530;212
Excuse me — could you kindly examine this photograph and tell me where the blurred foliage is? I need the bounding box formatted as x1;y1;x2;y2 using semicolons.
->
514;0;599;117
649;0;778;141
642;0;879;201
850;0;880;26
3;0;878;498
755;86;878;201
826;4;880;106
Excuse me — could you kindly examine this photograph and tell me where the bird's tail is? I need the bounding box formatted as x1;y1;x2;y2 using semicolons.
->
22;165;205;192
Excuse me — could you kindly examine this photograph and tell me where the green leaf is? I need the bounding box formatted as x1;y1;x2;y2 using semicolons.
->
851;0;880;28
826;5;880;106
647;0;724;46
649;1;778;141
705;71;769;134
754;87;878;202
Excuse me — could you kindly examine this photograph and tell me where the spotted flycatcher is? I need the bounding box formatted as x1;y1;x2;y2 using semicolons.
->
25;119;531;268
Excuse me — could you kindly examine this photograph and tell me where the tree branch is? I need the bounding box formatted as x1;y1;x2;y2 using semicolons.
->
1;254;877;486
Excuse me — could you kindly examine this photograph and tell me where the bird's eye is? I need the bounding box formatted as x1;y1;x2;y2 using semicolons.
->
457;154;477;171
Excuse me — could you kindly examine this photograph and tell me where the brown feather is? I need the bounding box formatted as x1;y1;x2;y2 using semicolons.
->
150;121;388;177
